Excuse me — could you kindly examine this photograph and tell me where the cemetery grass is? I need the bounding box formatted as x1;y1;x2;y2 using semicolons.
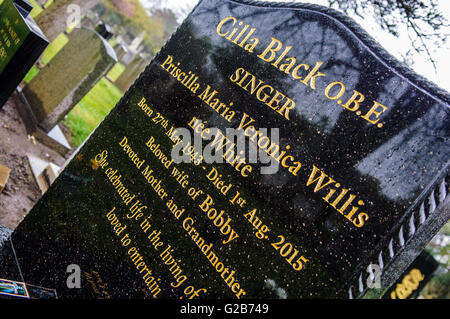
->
23;34;69;83
40;33;69;65
27;0;43;18
28;0;54;18
107;63;126;82
63;78;123;146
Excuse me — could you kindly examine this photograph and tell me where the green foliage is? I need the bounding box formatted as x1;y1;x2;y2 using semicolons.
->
100;0;172;52
421;272;450;299
420;222;450;299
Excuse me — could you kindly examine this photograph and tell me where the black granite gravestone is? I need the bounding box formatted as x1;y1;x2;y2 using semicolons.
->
382;250;439;299
0;224;57;299
95;22;113;40
0;226;23;287
9;0;450;298
0;0;48;110
13;0;32;17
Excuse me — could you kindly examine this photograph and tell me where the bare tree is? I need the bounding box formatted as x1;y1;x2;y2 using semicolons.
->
327;0;449;69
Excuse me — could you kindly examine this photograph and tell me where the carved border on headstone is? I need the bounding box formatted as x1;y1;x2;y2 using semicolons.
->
348;169;450;298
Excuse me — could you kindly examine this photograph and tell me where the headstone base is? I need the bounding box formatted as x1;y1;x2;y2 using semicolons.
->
13;88;71;157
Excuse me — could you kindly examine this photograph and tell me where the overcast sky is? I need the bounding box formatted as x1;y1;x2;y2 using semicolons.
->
142;0;450;92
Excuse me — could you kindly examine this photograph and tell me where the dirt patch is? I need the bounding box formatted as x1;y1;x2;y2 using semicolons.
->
0;94;72;229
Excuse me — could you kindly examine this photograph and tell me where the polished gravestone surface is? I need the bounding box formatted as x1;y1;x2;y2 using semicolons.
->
0;0;48;109
0;226;57;299
0;226;22;285
10;0;450;298
12;0;32;17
